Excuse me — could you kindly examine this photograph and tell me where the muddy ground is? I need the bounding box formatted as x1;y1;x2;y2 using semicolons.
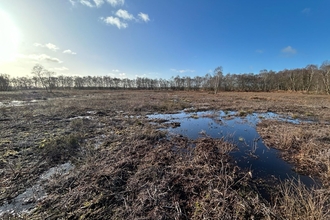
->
0;90;329;219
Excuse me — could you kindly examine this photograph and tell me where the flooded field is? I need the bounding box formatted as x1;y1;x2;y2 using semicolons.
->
148;111;320;198
1;90;329;219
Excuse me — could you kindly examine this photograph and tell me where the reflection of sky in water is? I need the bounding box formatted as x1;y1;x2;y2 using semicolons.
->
148;111;317;188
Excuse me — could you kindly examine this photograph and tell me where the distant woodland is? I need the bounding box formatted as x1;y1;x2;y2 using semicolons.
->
1;61;330;94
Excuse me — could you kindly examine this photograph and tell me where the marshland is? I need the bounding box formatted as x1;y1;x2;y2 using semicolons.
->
2;1;330;219
0;89;329;219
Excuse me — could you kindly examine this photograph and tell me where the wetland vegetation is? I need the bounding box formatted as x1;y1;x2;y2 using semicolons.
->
0;90;329;219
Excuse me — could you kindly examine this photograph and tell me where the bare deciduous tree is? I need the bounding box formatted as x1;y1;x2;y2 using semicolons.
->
320;61;330;94
304;64;318;93
214;66;223;94
0;73;10;91
31;64;56;92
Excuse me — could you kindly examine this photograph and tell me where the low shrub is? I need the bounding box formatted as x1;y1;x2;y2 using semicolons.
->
39;134;81;164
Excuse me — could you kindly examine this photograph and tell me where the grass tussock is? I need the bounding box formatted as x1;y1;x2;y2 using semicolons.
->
273;179;330;220
258;121;330;186
39;134;81;165
31;135;275;219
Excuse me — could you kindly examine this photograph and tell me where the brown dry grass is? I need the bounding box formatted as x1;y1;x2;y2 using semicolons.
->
257;121;330;187
273;179;330;220
33;133;274;219
1;90;330;119
1;90;330;219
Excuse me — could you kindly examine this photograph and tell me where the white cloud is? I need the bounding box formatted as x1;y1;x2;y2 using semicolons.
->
18;54;63;63
171;69;195;74
281;46;297;54
63;49;77;55
53;67;69;71
70;0;104;7
302;8;311;14
138;12;150;22
94;0;104;7
116;9;134;20
71;0;124;7
109;71;127;78
109;69;126;78
106;0;124;7
34;43;59;51
256;49;263;54
80;0;94;7
100;16;128;29
45;43;59;51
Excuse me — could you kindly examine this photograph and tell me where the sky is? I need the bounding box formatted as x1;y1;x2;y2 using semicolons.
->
0;0;329;79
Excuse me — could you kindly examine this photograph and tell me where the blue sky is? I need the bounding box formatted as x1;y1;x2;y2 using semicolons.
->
0;0;329;79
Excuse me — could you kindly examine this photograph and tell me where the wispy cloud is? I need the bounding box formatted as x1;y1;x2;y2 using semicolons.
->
70;0;105;8
34;43;60;52
301;8;311;15
116;9;134;20
69;0;76;5
69;0;88;7
80;0;94;7
171;69;195;74
63;49;77;55
256;49;263;54
106;0;124;7
135;73;147;78
109;71;127;78
19;54;63;63
100;16;128;29
138;12;150;22
51;66;69;71
73;0;150;29
70;0;125;8
94;0;104;7
112;69;120;72
281;46;297;55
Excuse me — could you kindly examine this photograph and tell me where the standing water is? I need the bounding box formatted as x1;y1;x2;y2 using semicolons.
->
0;162;74;217
148;110;318;198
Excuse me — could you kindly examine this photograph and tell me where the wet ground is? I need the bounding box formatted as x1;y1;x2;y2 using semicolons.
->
148;110;320;198
1;90;329;219
0;162;74;217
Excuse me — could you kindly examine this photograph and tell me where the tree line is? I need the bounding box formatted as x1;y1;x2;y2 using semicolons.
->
1;61;330;94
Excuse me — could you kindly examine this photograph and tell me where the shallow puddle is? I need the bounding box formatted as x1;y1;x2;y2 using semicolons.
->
0;162;74;217
148;111;318;197
0;100;42;108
